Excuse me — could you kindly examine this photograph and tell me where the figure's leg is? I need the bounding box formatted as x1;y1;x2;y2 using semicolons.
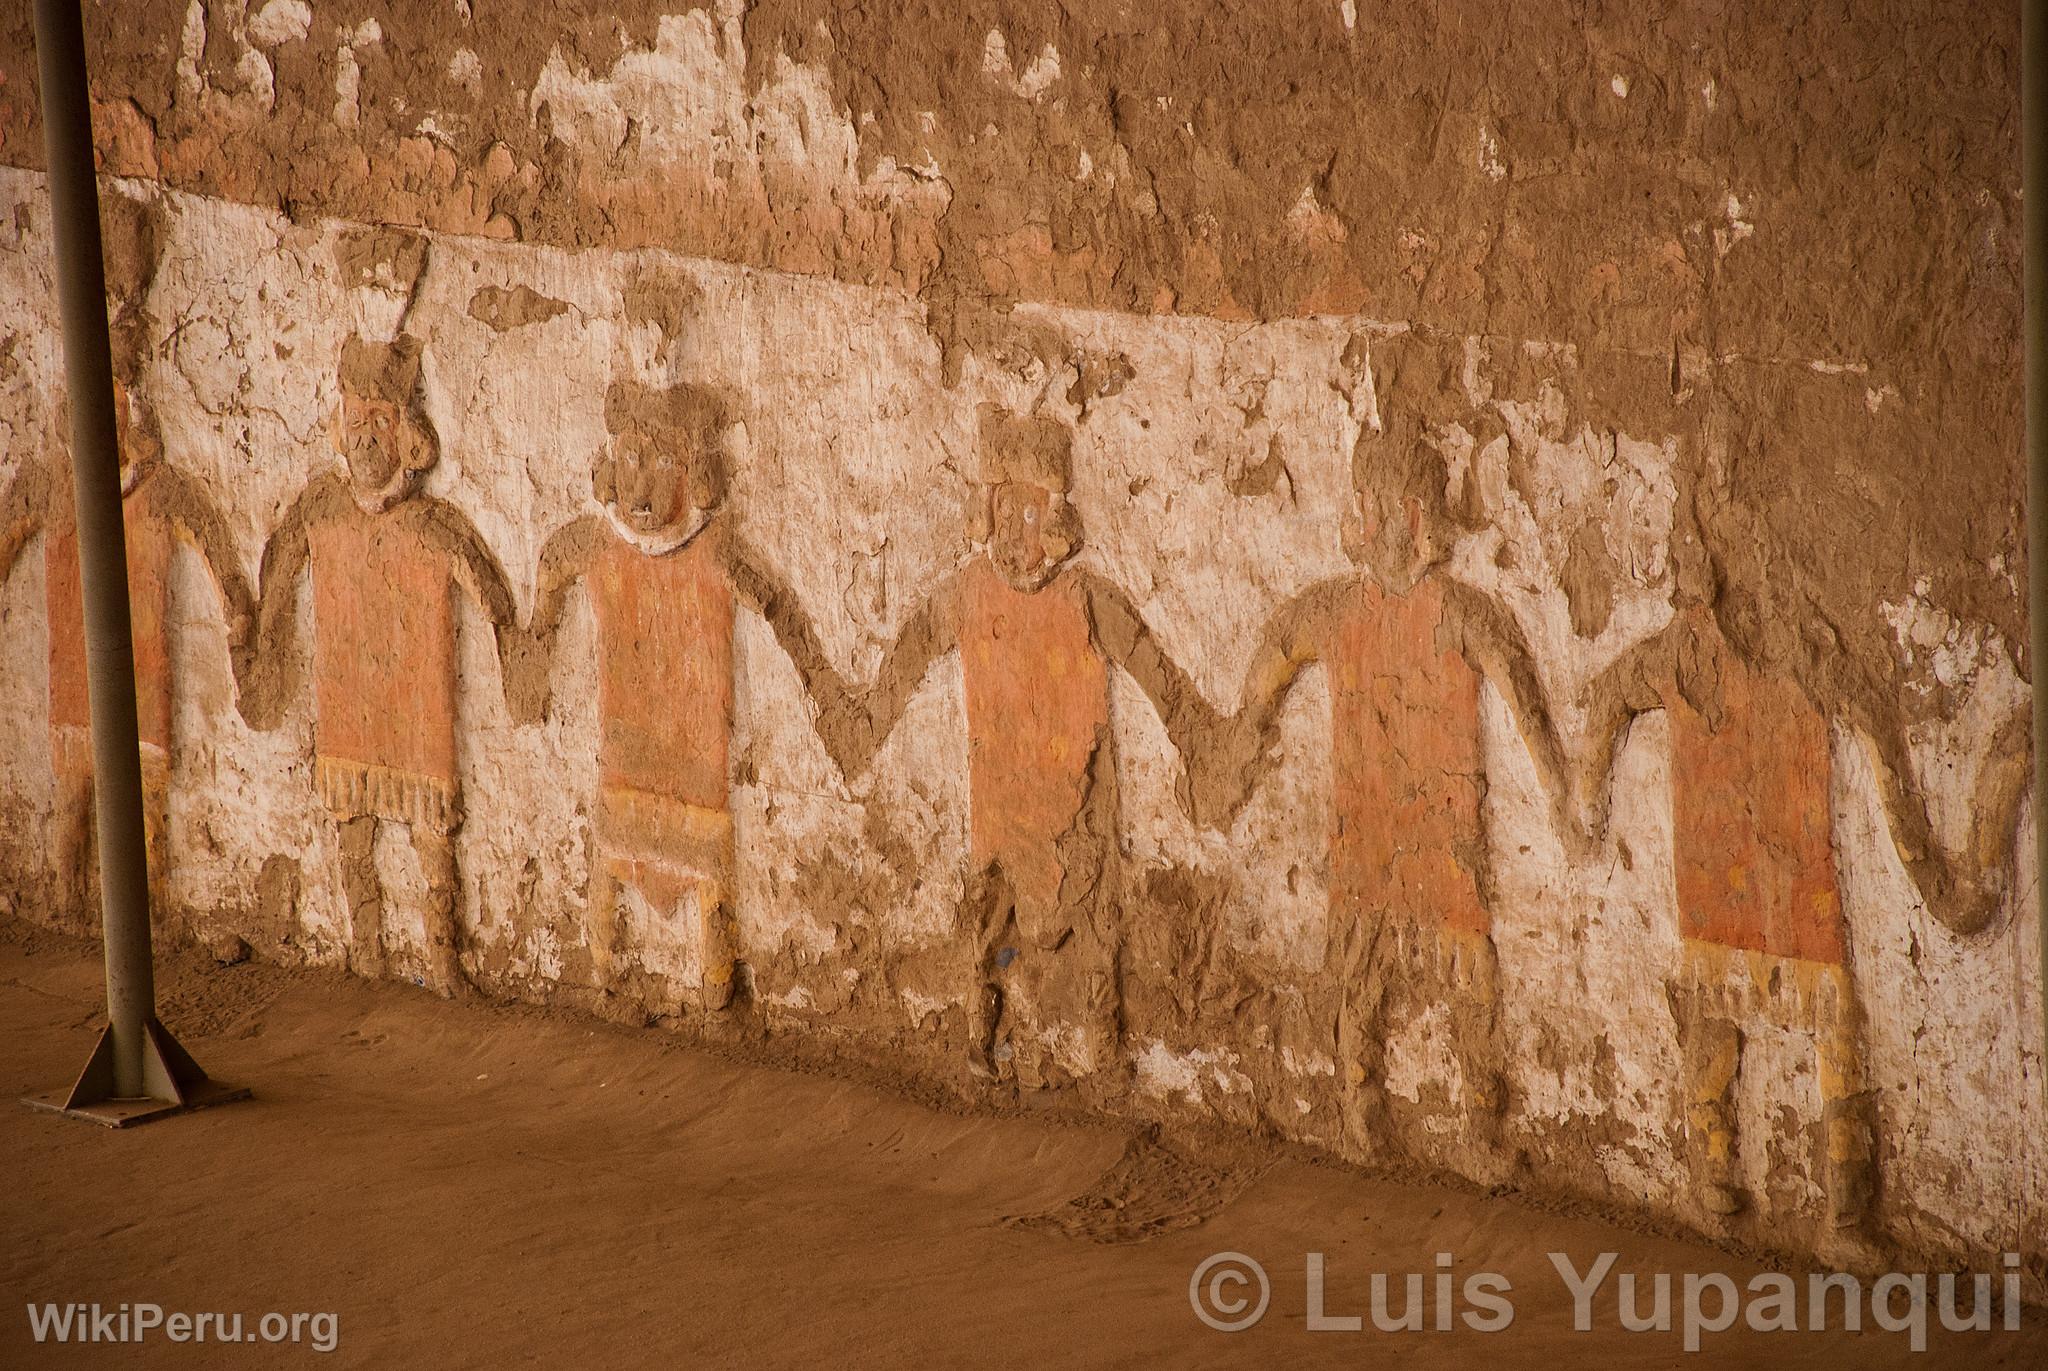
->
1681;1008;1747;1217
588;851;625;991
1003;913;1117;1091
138;745;172;934
1037;875;1126;1087
970;982;1008;1079
588;848;661;1013
410;819;466;998
965;865;1015;1079
1443;929;1508;1134
1331;909;1401;1156
698;876;739;1013
336;813;385;979
595;848;736;1017
1818;973;1877;1232
50;733;96;933
1082;918;1124;1082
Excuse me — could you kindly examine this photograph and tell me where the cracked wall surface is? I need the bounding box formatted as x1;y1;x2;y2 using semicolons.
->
0;0;2039;1282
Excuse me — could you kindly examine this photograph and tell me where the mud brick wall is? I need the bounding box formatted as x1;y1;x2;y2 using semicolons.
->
0;1;2039;1279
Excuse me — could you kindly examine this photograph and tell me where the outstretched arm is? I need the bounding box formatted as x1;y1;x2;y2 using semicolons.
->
1439;580;1615;857
1087;570;1342;828
236;472;350;730
725;528;962;781
0;457;49;583
415;496;519;633
142;463;257;657
1860;698;2031;937
1585;604;2029;936
497;515;606;725
1569;618;1685;850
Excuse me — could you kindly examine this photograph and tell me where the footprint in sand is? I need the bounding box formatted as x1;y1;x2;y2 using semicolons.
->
1001;1130;1272;1245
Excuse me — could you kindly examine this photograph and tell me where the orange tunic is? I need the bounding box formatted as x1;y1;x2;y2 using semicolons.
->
1326;580;1488;939
1670;623;1843;966
959;558;1109;922
307;505;458;790
589;534;732;810
46;470;175;753
582;533;736;894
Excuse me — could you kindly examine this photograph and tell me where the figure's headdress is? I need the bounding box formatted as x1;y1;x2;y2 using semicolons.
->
976;404;1073;492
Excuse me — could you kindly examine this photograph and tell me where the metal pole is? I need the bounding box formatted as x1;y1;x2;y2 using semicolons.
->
2029;0;2048;1094
34;0;153;1098
21;0;245;1125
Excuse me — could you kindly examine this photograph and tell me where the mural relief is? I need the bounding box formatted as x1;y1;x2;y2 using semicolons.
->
1148;362;1565;1157
0;189;2030;1272
1660;610;1873;1229
4;189;253;932
1327;337;1887;1226
761;405;1149;1086
503;380;750;1014
240;323;517;994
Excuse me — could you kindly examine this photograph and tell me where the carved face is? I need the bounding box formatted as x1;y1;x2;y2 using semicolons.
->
970;406;1080;591
594;418;723;552
979;479;1080;592
335;390;435;513
1343;476;1441;595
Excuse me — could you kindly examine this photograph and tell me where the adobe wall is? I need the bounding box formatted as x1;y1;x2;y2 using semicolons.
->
0;1;2038;1279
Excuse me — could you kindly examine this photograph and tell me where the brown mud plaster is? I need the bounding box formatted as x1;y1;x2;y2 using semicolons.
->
466;283;569;332
0;0;2031;1290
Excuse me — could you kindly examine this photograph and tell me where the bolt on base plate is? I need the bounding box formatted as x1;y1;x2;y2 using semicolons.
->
21;1016;250;1128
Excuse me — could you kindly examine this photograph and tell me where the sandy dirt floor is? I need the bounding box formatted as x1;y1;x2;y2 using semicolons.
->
1;920;2039;1370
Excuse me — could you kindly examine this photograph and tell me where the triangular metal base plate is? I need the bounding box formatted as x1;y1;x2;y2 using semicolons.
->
21;1018;250;1128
